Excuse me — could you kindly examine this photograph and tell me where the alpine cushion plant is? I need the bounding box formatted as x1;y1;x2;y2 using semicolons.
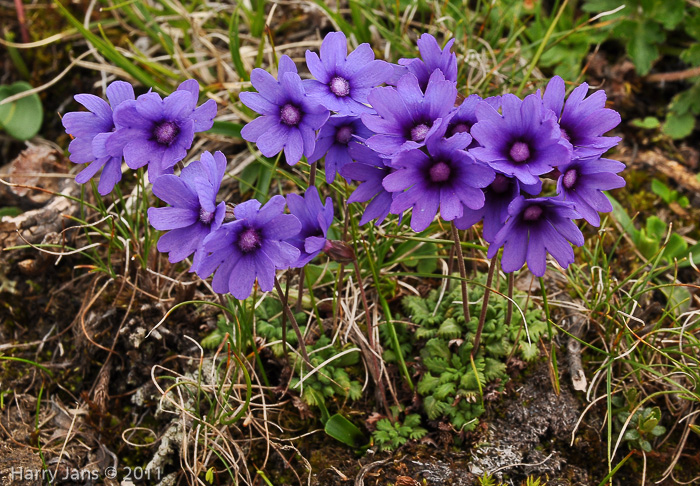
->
107;79;217;182
382;119;495;232
240;55;330;165
62;80;135;195
303;31;393;115
286;186;334;267
487;196;585;277
195;196;301;300
147;150;227;271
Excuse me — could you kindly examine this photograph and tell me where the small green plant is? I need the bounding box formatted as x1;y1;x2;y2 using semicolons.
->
478;473;506;486
612;391;667;452
372;413;427;451
401;273;547;430
651;178;689;208
254;297;308;357
290;335;362;407
583;0;700;138
610;195;697;264
0;81;43;140
523;475;547;486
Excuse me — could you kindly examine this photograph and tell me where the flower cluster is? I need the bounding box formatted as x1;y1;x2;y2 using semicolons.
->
64;31;625;300
63;79;217;192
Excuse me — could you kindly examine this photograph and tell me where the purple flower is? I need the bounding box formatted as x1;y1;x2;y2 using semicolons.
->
304;32;393;115
362;71;457;157
444;94;501;146
392;34;458;91
147;150;227;270
487;196;584;277
340;143;395;226
543;76;621;158
453;173;541;242
108;79;217;182
470;93;571;186
196;196;301;299
62;81;134;195
286;187;334;267
556;156;626;226
308;115;373;183
382;119;495;232
240;56;330;165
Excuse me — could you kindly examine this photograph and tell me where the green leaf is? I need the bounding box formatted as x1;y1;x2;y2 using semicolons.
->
623;429;640;441
437;318;462;339
663;111;696;139
680;44;700;66
636;229;660;260
0;82;43;140
646;216;667;240
325;414;367;448
0;206;22;218
617;19;664;75
662;233;688;261
656;0;685;29
631;116;661;129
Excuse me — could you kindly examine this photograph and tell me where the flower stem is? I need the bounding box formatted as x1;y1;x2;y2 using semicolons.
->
451;222;471;324
295;267;304;312
539;276;560;395
281;273;290;361
309;162;317;187
352;259;373;348
274;276;311;369
472;256;496;358
505;273;514;327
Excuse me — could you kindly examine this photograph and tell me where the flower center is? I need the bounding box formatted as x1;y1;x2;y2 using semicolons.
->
329;76;351;97
199;207;214;225
523;204;543;222
280;103;302;126
490;173;511;194
562;168;578;189
410;123;430;142
153;121;180;146
429;161;451;183
560;127;571;142
335;125;354;145
449;122;470;136
509;141;531;163
237;227;262;253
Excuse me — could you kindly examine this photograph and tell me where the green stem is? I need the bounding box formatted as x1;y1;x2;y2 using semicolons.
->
539;276;560;395
516;0;569;97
